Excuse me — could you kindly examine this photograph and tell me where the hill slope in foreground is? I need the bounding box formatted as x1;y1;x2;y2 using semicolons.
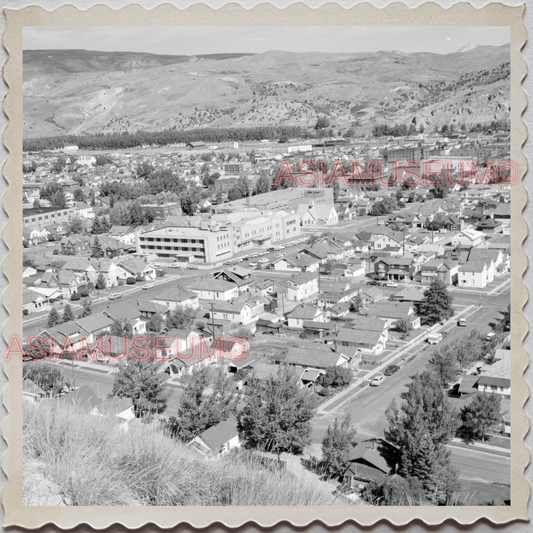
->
23;399;346;506
23;45;510;138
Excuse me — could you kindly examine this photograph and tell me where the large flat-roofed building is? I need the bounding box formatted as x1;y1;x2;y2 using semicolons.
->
230;209;300;251
214;187;333;213
23;207;75;230
137;224;233;263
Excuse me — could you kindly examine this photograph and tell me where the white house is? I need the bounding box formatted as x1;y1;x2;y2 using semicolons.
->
188;416;241;459
458;261;494;289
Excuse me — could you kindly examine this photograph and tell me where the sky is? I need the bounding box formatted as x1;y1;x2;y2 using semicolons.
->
23;26;510;56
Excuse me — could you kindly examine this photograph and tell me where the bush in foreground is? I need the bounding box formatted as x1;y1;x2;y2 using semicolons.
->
23;400;348;506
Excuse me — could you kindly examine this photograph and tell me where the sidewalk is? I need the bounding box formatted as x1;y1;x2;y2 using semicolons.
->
316;305;476;415
448;437;511;457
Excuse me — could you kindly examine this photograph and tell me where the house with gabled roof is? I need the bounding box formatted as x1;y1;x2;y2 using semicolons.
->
335;326;387;355
287;303;324;329
188;416;241;459
418;258;459;286
280;271;319;302
57;269;88;298
458;260;494;288
184;278;239;301
367;301;420;329
297;202;339;227
273;251;320;272
61;234;91;255
152;286;199;310
75;312;115;341
109;225;136;245
103;301;147;335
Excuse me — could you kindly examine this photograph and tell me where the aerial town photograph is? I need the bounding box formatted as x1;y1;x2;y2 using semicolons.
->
20;26;512;507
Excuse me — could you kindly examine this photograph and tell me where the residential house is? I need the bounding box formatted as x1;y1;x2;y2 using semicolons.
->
451;229;486;248
418;259;459;286
367;301;421;329
273;251;320;272
188;416;241;458
297;202;339;227
211;299;262;326
75;312;115;341
109;226;136;245
281;345;350;370
342;439;398;486
335;323;387;355
152;286;200;311
118;258;157;281
103;302;147;335
60;234;91;255
374;257;415;281
280;272;319;302
458;261;494;289
185;278;239;301
287;304;324;329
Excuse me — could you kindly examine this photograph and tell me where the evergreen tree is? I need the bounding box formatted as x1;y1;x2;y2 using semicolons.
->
78;298;92;319
23;362;65;395
238;365;317;458
110;319;133;338
321;415;357;477
95;272;106;290
62;304;74;323
417;278;454;326
91;236;104;258
385;371;460;502
176;366;236;442
47;307;61;327
91;216;103;234
460;392;503;442
111;356;170;418
427;345;459;387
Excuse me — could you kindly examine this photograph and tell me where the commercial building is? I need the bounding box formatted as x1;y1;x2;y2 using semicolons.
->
137;222;233;263
23;207;75;230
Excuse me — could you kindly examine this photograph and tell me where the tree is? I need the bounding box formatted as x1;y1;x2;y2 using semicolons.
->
67;217;84;235
95;272;106;290
47;307;61;327
238;365;316;458
315;115;330;130
317;366;352;389
167;305;196;330
146;313;163;332
176;366;237;442
321;415;357;477
417;278;454;326
111;356;170;418
91;236;104;259
253;174;271;196
73;188;85;202
23;362;66;395
110;319;133;338
427;345;460;387
50;190;67;208
62;304;74;323
349;295;362;313
91;216;103;234
460;392;503;442
394;319;412;334
385;371;460;502
361;475;425;506
78;298;92;319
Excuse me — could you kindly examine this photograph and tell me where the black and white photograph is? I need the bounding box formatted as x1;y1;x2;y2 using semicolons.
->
7;3;525;525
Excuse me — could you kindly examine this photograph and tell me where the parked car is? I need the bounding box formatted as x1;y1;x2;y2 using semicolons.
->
108;293;122;300
427;333;444;345
370;373;385;386
367;280;378;286
142;284;154;290
383;365;400;376
249;262;258;268
386;281;398;288
187;264;198;270
168;263;182;269
486;331;496;341
457;318;467;327
258;258;269;264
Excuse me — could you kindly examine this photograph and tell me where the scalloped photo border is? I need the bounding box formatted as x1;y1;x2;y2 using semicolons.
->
2;1;529;528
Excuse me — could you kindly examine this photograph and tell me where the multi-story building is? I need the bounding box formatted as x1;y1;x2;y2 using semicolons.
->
137;223;233;263
23;207;75;230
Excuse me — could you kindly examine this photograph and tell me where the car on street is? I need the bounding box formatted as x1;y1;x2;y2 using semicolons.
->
249;262;258;268
386;281;399;287
428;332;444;345
108;293;122;300
168;263;182;269
187;264;198;270
142;284;154;290
366;280;379;286
486;332;496;341
457;318;467;327
370;373;385;386
258;258;269;264
383;365;400;376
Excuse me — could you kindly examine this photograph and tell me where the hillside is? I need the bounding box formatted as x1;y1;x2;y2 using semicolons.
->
23;45;510;138
23;399;349;506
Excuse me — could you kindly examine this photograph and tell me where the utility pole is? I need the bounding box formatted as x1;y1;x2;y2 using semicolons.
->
209;301;216;340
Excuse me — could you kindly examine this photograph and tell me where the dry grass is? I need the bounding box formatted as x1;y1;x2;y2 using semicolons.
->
23;400;348;506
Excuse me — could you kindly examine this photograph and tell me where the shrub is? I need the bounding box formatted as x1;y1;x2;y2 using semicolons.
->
126;277;136;285
70;292;81;301
23;309;29;316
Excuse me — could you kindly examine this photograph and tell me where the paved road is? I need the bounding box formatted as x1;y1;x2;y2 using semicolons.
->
448;447;510;484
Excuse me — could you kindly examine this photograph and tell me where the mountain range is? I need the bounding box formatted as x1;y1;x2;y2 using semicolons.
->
23;45;510;138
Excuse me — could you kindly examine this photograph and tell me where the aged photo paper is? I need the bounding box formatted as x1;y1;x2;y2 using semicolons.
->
2;1;529;529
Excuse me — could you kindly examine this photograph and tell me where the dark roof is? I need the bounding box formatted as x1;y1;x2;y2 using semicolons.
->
477;376;510;388
197;417;238;452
